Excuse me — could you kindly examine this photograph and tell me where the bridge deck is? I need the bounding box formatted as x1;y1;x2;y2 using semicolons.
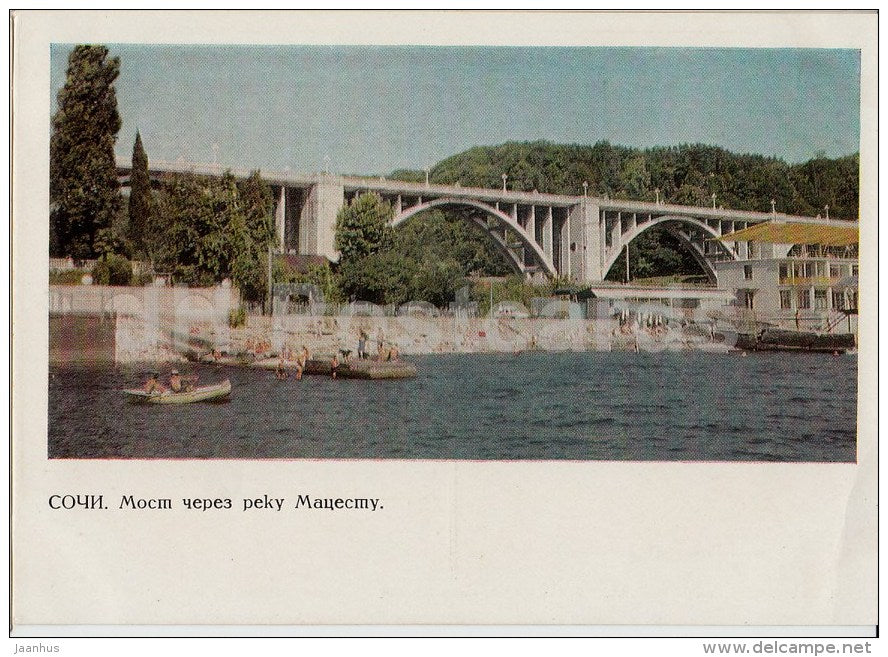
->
116;156;858;229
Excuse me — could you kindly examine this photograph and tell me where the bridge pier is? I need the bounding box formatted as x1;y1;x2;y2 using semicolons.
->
274;186;286;250
542;207;554;268
526;206;536;245
299;176;343;261
566;199;601;284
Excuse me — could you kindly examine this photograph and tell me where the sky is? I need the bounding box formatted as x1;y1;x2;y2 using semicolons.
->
50;44;861;176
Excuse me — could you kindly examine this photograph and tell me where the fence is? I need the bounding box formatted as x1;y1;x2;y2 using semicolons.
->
49;257;151;275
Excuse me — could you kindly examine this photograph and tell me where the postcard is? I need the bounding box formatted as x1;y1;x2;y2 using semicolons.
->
10;10;878;635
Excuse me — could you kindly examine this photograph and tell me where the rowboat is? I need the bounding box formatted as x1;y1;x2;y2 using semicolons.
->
123;379;232;404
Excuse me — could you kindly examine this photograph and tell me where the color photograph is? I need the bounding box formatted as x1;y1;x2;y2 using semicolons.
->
47;41;861;461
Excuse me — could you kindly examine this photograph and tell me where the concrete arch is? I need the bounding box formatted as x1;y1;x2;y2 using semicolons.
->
392;197;557;277
603;214;739;280
467;216;527;276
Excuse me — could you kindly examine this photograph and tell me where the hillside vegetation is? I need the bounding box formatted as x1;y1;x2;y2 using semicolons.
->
408;140;858;220
388;141;858;281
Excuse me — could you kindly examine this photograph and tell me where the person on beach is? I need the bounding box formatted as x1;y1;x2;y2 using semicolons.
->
275;357;288;380
358;331;368;359
330;353;340;379
295;345;309;380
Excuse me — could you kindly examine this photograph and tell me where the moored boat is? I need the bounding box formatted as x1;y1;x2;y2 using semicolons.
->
251;357;303;370
123;379;232;404
303;357;334;375
735;329;855;353
197;353;254;366
297;356;417;379
335;359;417;380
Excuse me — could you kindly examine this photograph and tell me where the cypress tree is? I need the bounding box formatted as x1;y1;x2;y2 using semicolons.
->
128;131;153;255
50;45;122;258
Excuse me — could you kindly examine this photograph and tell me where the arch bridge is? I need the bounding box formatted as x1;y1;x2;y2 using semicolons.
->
117;157;857;285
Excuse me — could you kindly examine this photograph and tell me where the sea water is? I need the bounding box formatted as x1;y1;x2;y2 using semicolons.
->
48;351;858;462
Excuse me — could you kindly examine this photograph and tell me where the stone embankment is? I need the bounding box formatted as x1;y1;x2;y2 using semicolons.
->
48;285;730;364
109;314;729;364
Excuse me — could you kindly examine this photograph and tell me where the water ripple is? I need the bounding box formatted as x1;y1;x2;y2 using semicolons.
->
48;352;857;462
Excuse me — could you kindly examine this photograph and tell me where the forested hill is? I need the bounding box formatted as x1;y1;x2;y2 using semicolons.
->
394;141;859;221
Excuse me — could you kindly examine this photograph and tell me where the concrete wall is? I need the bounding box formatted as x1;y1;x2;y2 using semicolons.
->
49;284;240;363
49;314;116;365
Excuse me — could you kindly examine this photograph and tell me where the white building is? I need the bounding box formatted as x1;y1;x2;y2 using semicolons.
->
713;221;858;332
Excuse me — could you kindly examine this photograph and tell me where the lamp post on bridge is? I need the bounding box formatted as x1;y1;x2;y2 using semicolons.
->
770;199;776;214
582;181;588;198
502;173;507;193
425;167;430;186
654;187;660;205
825;204;830;219
711;193;717;209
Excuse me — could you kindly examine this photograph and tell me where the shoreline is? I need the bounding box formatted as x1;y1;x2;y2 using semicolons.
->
50;313;860;366
94;314;735;365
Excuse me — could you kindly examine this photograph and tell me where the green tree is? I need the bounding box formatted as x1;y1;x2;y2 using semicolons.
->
334;192;393;262
393;210;513;278
127;131;153;256
410;257;464;306
50;45;122;258
238;171;275;245
338;250;417;305
232;171;275;304
152;170;276;303
275;260;345;303
153;172;241;285
91;253;132;286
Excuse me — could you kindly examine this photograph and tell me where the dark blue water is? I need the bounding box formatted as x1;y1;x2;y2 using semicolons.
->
48;352;857;462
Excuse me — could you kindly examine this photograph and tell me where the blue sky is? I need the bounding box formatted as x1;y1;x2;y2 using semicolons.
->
50;44;860;175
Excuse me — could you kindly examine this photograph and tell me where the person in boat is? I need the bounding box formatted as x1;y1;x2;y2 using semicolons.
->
169;369;184;393
168;369;196;393
330;353;340;379
388;344;400;361
144;371;166;394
